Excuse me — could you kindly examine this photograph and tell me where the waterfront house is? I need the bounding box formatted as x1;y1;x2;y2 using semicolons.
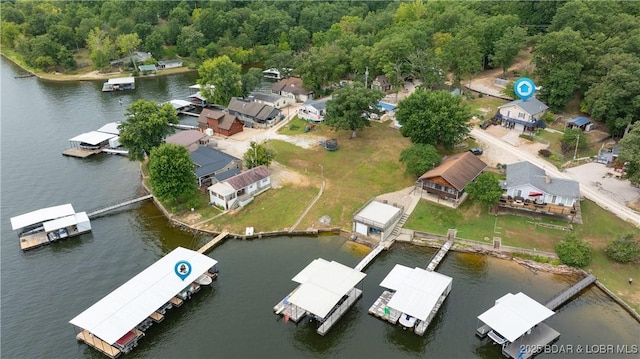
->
298;98;329;123
249;92;292;109
197;109;244;137
353;200;403;241
227;98;281;126
109;51;152;68
372;75;392;93
207;166;271;210
157;59;183;69
502;161;580;207
271;77;313;102
189;146;242;188
417;152;487;202
165;130;209;152
496;98;548;132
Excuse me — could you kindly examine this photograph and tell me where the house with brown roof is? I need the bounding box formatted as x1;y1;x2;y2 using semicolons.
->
197;109;244;137
165;130;208;152
372;75;391;93
271;77;313;102
417;151;487;202
207;166;271;210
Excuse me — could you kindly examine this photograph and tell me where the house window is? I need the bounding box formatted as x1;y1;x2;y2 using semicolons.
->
552;195;557;203
516;190;522;197
518;112;526;119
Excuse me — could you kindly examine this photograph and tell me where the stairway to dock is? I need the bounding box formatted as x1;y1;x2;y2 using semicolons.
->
87;194;153;218
390;213;410;236
545;274;597;310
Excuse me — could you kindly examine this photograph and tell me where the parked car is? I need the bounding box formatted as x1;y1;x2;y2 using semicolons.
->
469;148;483;155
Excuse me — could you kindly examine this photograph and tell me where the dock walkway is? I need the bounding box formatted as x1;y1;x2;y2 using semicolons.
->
197;231;229;254
354;243;385;272
87;195;153;218
545;274;596;310
317;288;362;335
426;238;454;272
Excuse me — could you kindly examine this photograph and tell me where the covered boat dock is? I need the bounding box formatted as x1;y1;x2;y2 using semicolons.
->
10;204;92;250
70;247;218;358
274;258;366;335
102;77;135;92
476;292;559;359
369;264;452;335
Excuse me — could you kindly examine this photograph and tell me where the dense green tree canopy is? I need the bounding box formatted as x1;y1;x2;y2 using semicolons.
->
619;122;640;185
605;233;640;264
198;55;242;107
244;141;275;169
399;144;441;177
148;143;198;210
555;232;591;268
396;90;471;148
465;172;502;209
324;83;384;138
118;100;178;161
560;128;588;156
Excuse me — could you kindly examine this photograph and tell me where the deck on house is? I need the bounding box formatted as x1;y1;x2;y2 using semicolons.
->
317;288;362;336
368;290;401;324
76;330;122;359
502;323;561;359
197;231;229;254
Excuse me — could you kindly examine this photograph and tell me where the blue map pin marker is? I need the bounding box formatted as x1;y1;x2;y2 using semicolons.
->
174;260;192;281
514;77;536;101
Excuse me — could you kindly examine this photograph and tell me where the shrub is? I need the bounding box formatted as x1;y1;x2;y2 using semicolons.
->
605;234;640;263
539;148;552;157
541;112;555;124
519;134;534;141
555;232;591;267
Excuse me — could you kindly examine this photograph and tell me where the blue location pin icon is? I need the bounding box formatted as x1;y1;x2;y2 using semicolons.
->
514;77;536;101
175;260;192;281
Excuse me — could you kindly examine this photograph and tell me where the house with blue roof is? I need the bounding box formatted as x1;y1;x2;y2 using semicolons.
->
566;116;594;132
496;97;548;133
189;146;242;188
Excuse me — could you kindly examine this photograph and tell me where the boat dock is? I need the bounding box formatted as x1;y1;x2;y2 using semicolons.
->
197;231;229;254
87;194;153;218
368;290;401;324
353;243;385;271
317;288;362;335
426;237;454;271
170;123;199;130
178;111;201;118
545;274;596;310
502;323;560;359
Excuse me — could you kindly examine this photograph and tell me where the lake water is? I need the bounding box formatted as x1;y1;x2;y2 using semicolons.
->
1;58;638;358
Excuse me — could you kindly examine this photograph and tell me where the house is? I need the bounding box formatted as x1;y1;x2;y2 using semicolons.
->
208;166;271;210
353;200;403;241
165;130;209;152
249;92;293;109
137;64;157;73
110;51;152;67
197;109;244;137
496;97;548;132
417;152;487;201
271;77;313;102
566;116;594;132
157;59;183;69
189;146;242;187
227;98;281;126
502;161;580;207
371;75;391;93
298;98;329;123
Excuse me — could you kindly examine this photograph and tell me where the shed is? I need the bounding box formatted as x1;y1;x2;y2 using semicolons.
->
353;200;403;241
566;117;594;132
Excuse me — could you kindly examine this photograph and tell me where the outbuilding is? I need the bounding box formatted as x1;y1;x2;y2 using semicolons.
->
352;200;403;241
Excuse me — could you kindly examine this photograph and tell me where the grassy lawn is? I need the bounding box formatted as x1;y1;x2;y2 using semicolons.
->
465;96;508;118
270;120;415;229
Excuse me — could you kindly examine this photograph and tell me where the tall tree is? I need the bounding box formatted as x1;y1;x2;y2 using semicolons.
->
619;122;640;185
116;33;141;68
198;55;242;107
490;26;528;76
324;83;384;138
465;172;502;210
86;27;115;71
148;143;198;209
244;141;275;169
399;144;441;177
396;90;471;148
241;67;264;96
441;33;482;88
118;100;179;161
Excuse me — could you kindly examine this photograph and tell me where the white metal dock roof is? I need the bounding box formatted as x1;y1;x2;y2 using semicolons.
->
69;131;117;145
477;292;555;343
108;77;135;85
69;247;217;345
165;99;192;109
10;204;75;230
96;122;121;135
43;212;89;232
354;201;402;228
288;258;366;319
381;265;452;321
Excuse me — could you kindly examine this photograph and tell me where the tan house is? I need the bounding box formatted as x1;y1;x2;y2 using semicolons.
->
165;130;208;152
271;77;313;102
371;75;391;93
496;98;548;132
417;152;487;201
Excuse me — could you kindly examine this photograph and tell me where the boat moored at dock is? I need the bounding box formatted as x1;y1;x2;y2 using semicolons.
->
10;204;92;250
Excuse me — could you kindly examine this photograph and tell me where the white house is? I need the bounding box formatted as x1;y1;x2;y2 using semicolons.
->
249;92;293;109
502;161;580;207
298;98;329;123
496;97;548;132
208;166;271;210
157;59;183;69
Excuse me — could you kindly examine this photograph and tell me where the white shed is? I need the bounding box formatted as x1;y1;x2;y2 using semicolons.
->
353;200;403;241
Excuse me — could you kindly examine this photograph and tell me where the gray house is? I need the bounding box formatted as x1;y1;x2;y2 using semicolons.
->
496;98;548;132
502;161;580;207
190;146;242;187
227;98;281;126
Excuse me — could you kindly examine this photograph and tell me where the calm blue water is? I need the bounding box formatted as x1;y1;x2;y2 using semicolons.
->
1;58;638;359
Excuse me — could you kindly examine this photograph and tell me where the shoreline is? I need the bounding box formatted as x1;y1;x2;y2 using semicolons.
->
1;52;196;82
140;169;640;322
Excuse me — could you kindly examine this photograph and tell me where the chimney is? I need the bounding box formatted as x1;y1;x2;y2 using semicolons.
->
545;176;551;184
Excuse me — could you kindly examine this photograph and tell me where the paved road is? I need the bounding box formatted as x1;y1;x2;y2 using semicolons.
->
471;128;640;227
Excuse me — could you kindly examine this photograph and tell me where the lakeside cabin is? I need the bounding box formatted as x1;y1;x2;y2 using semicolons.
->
274;258;366;335
10;204;92;250
476;292;559;359
102;77;135;92
369;264;452;336
70;247;219;358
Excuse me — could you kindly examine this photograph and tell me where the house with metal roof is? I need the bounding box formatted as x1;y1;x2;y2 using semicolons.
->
157;59;183;69
353;200;403;241
207;166;271;210
189;146;242;187
137;64;157;73
566;116;594;132
496;97;548;132
417;152;487;202
249;92;292;109
197;109;244;137
502;161;580;207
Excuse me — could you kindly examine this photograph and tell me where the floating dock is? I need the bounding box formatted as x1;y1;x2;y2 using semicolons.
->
426;238;453;271
317;287;362;335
